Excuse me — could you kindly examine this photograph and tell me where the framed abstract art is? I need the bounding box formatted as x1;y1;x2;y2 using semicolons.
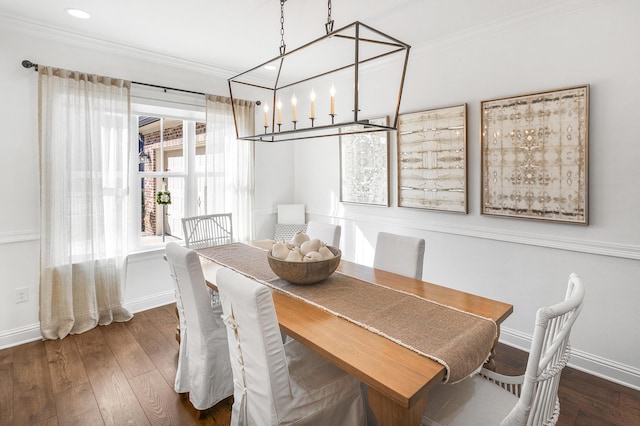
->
339;117;390;206
480;85;589;224
397;104;467;213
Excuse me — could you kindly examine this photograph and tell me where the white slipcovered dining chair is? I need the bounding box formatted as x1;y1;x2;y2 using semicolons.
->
182;213;233;249
274;204;307;242
306;220;342;247
373;231;425;280
165;242;233;412
421;273;585;426
216;267;366;426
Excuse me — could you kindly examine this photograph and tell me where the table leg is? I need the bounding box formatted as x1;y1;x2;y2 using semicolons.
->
484;330;501;371
368;387;428;426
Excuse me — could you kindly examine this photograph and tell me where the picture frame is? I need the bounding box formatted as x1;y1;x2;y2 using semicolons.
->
397;104;467;213
339;117;390;206
481;85;589;224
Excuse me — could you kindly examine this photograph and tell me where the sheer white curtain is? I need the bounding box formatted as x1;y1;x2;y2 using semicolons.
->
39;66;133;340
204;95;255;241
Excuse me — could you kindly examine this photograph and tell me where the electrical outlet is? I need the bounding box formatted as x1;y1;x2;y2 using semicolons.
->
16;287;28;303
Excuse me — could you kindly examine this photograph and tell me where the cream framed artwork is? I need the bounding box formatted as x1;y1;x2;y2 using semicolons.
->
397;104;467;213
339;117;390;206
481;85;589;224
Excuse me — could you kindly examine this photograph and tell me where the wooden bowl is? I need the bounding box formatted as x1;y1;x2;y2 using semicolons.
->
267;246;341;285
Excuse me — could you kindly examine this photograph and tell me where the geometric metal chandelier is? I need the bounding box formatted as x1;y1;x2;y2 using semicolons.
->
228;0;410;142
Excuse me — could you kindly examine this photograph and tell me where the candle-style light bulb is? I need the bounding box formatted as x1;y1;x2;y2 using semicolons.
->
263;104;269;127
310;90;316;119
330;86;336;115
291;94;298;121
277;100;283;124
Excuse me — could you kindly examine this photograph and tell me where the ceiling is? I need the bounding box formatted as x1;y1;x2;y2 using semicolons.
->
1;0;587;75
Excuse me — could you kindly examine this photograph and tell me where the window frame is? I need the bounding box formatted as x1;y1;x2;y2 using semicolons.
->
128;91;206;253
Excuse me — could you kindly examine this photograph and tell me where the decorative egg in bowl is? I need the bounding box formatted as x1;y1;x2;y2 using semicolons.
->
267;233;341;285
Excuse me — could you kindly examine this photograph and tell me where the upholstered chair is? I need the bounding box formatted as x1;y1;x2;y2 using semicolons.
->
165;242;233;412
373;231;425;280
306;220;342;247
216;267;366;425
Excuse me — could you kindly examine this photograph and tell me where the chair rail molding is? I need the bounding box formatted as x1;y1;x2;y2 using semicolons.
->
0;230;39;245
306;210;640;261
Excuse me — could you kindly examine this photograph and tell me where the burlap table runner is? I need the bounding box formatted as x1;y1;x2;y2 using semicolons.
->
198;243;497;383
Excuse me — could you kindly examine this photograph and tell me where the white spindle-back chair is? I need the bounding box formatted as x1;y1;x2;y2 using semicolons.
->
422;273;585;426
182;213;233;249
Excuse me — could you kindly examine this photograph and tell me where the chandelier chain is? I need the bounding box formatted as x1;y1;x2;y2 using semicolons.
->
280;0;286;55
326;0;334;34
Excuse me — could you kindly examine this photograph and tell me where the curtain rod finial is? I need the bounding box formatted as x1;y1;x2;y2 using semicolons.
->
22;60;38;70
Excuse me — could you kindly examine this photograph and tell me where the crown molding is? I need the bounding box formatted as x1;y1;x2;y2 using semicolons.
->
3;0;615;81
0;14;236;79
412;0;614;55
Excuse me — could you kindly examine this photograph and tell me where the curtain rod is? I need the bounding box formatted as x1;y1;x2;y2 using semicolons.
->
21;59;206;96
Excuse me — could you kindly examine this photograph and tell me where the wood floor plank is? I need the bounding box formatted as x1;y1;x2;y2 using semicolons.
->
207;397;233;426
143;303;182;344
129;368;209;426
557;368;640;425
101;321;155;379
618;391;640;423
45;337;89;394
12;341;57;425
74;327;150;425
3;305;639;425
54;381;104;425
559;368;621;407
125;313;179;389
0;347;14;425
574;409;620;426
33;415;59;425
492;342;528;376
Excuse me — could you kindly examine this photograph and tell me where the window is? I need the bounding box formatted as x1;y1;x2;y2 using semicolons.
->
129;93;207;251
128;89;253;251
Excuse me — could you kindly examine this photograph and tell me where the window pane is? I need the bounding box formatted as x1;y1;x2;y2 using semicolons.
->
137;117;185;173
138;116;158;172
163;119;184;172
140;176;183;246
166;176;185;240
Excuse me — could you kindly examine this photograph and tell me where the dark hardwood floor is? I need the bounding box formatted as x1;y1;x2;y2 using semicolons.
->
0;303;638;425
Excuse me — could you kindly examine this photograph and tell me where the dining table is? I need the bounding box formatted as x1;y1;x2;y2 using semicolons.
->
198;241;513;426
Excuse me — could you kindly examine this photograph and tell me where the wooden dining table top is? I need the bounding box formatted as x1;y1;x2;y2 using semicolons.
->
199;242;513;425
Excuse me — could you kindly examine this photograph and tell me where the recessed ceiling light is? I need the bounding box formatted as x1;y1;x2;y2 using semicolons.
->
66;8;91;19
264;65;276;71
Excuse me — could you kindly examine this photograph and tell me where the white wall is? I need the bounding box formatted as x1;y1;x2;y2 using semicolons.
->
0;20;291;347
1;0;638;390
292;0;640;389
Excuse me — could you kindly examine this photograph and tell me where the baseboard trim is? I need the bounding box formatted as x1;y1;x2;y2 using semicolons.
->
0;291;176;350
500;327;640;391
0;323;42;350
125;290;176;314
